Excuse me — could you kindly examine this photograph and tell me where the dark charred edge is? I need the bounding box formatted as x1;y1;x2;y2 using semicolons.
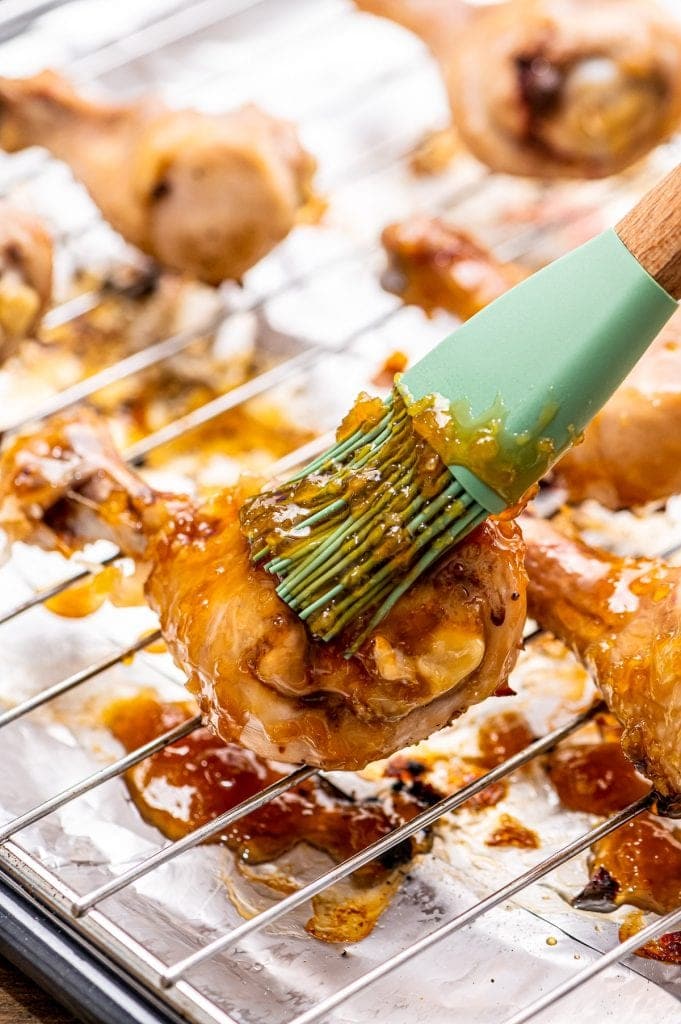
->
572;866;620;912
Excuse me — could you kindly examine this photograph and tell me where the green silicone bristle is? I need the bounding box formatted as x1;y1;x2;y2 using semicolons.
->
241;227;677;653
241;392;487;653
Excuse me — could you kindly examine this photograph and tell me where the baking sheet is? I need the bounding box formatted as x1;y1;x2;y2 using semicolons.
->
0;1;679;1022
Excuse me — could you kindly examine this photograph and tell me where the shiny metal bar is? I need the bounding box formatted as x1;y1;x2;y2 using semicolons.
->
503;904;681;1024
41;289;104;330
123;346;322;462
0;629;161;730
25;238;363;437
70;0;272;82
71;764;317;916
283;793;654;1024
267;430;335;478
0;713;201;844
160;700;604;987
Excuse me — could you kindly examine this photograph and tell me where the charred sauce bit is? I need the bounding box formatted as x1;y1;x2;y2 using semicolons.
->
104;693;432;944
383;711;536;815
486;813;540;850
385;752;506;812
574;813;681;964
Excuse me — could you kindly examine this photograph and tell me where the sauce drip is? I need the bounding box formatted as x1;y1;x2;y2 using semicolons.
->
478;710;535;768
547;741;651;815
574;813;681;964
620;910;681;965
45;565;123;618
105;693;432;943
45;563;147;618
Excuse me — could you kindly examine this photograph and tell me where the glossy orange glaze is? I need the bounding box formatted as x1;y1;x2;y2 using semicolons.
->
151;482;527;769
477;710;535;768
522;515;681;799
585;814;681;918
548;741;651;815
380;216;526;320
575;812;681;964
0;405;527;771
45;565;123;617
105;693;432;942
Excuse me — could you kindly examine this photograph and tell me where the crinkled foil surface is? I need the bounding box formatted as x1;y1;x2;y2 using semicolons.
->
0;1;680;1022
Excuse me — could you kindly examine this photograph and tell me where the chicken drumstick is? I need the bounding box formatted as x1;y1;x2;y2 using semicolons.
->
0;407;527;770
554;309;681;508
0;201;52;359
356;0;681;179
523;514;681;800
0;71;316;284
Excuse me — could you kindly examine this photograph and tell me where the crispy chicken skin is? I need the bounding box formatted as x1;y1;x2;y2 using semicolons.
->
522;515;681;799
355;0;681;179
554;310;681;509
0;408;527;770
0;71;316;284
0;201;52;358
381;216;527;320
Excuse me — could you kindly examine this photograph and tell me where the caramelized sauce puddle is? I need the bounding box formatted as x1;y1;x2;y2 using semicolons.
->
105;693;432;943
550;726;679;964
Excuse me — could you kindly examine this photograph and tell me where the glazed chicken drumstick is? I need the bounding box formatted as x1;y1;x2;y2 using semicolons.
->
0;407;527;770
0;201;52;360
356;0;681;179
522;515;681;800
0;71;316;284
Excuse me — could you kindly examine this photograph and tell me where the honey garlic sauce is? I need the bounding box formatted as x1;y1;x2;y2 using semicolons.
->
105;693;431;941
547;741;651;816
584;814;681;920
477;710;535;768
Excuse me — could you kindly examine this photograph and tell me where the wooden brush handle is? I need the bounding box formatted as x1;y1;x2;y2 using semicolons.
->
617;163;681;300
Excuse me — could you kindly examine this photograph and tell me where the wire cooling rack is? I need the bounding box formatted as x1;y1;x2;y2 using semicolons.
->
0;2;680;1023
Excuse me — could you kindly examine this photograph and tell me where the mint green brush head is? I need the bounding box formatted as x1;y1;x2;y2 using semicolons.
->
241;164;681;654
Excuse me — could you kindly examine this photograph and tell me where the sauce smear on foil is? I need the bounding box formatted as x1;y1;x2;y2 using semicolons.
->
105;692;432;942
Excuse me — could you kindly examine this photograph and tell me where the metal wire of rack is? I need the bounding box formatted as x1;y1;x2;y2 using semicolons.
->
0;2;679;1024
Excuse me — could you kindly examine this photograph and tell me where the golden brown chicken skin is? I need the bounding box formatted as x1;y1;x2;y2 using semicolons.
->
0;201;52;358
0;71;316;284
380;216;527;320
554;310;681;509
0;407;527;770
356;0;681;179
522;514;681;799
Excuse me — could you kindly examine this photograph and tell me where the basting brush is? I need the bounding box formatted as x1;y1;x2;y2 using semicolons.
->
241;164;681;652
